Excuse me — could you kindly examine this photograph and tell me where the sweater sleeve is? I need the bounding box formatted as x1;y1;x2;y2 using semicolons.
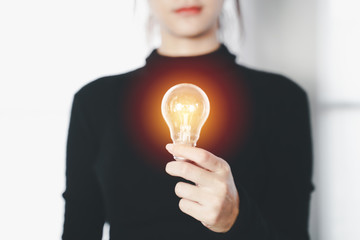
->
224;84;315;239
62;93;105;240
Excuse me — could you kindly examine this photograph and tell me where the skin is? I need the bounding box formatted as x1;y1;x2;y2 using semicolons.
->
147;0;224;56
165;144;239;233
147;0;240;233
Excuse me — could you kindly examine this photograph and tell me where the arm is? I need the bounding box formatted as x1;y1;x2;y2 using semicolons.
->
62;93;105;240
226;86;315;239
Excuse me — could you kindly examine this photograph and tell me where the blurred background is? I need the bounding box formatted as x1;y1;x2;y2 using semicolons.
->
0;0;359;239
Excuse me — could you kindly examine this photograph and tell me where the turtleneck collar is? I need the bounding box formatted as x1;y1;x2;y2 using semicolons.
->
145;43;237;71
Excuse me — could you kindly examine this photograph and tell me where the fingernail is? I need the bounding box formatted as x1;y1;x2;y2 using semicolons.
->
165;162;170;173
165;143;173;151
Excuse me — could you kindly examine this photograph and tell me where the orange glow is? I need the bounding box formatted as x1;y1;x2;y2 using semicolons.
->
119;64;252;171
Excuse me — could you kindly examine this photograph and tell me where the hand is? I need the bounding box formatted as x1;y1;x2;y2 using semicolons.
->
165;143;240;233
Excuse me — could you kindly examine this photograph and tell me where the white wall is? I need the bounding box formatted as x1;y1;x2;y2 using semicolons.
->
316;0;360;239
0;1;359;239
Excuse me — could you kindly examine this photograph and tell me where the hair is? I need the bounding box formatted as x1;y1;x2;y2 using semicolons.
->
133;0;244;55
219;0;243;37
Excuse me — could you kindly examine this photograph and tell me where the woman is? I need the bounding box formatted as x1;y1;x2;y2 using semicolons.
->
62;0;315;239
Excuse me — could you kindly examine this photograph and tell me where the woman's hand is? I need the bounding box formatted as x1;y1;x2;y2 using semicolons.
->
165;143;240;233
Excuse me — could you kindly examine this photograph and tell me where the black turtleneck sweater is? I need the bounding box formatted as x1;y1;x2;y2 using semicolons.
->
62;44;315;240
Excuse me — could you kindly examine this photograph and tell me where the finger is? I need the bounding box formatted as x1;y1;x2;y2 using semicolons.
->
174;181;209;205
182;159;208;171
165;143;223;172
166;160;216;187
178;198;205;223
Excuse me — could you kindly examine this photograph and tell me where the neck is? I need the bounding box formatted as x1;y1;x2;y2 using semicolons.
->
157;26;221;57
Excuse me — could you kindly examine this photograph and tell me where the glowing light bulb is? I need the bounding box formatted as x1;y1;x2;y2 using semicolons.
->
161;83;210;160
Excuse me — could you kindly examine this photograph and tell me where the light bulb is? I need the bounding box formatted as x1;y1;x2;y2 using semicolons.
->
161;83;210;160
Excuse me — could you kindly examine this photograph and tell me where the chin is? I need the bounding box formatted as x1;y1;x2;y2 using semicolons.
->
170;25;214;39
